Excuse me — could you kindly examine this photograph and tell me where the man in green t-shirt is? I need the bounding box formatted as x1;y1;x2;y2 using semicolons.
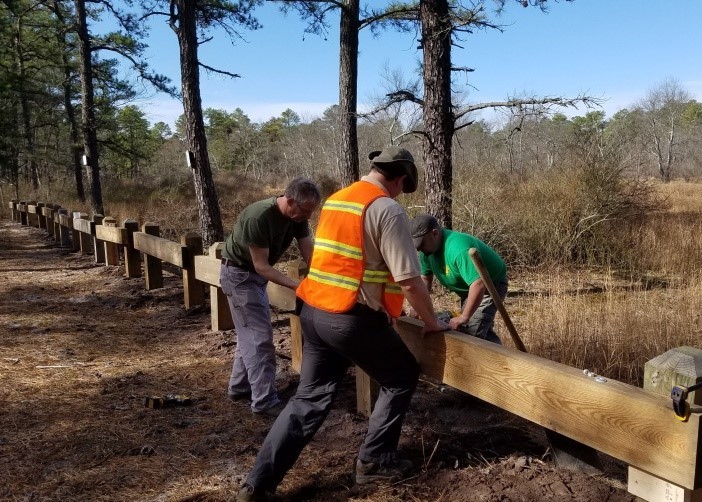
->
221;177;321;417
409;214;508;344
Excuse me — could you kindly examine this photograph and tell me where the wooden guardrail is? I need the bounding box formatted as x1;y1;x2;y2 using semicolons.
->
393;317;701;491
7;200;701;501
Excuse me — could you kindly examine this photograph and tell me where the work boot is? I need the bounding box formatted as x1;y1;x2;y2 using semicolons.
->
252;402;285;418
355;457;413;484
228;391;252;402
235;483;272;502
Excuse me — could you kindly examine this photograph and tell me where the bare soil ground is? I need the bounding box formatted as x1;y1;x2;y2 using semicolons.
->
0;216;636;502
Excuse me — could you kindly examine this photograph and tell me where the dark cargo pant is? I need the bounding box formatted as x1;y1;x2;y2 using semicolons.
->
220;264;280;413
245;302;420;493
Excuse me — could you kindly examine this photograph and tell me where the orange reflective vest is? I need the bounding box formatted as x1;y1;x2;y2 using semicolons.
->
296;181;405;317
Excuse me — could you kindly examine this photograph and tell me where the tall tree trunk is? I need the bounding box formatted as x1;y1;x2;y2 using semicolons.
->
664;116;675;183
15;16;39;191
420;0;453;229
53;0;86;202
338;0;359;185
172;0;223;245
75;0;103;214
9;101;21;198
63;61;86;202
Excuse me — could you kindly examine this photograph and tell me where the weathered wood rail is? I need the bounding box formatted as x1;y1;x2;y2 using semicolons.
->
7;199;701;501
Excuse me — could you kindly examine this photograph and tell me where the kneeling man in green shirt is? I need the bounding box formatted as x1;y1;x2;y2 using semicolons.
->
409;214;508;344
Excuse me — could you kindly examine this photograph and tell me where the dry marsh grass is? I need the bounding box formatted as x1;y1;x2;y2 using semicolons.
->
504;270;702;386
658;179;702;213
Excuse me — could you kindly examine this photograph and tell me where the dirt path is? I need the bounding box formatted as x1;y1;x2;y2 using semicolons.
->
0;216;635;501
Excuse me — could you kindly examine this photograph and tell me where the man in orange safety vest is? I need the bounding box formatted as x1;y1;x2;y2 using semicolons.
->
237;145;449;501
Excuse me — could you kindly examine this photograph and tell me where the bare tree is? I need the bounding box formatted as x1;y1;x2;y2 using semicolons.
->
637;78;691;182
367;0;599;228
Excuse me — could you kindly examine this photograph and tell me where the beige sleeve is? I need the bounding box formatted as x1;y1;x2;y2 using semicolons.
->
364;198;421;282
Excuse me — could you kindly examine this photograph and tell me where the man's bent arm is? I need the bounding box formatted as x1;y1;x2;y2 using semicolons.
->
249;245;300;290
450;278;486;329
421;273;433;293
408;274;434;318
298;236;313;267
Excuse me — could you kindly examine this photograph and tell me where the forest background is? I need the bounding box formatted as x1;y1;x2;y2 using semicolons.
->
2;0;702;385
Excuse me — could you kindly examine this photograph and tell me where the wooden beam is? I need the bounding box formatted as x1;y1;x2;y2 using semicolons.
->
74;214;92;255
211;285;234;331
356;369;379;417
140;223;163;290
18;203;28;225
72;215;92;234
628;466;702;502
91;214;105;264
95;223;128;246
394;317;702;490
41;206;55;236
267;282;297;311
9;200;18;221
290;315;303;374
58;213;73;229
122;220;141;278
194;255;221;287
57;211;75;249
181;232;205;309
99;218;122;266
35;202;46;230
629;348;702;500
133;231;188;269
26;202;38;227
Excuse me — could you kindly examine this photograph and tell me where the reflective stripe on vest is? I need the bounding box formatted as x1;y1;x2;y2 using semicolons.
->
296;181;405;317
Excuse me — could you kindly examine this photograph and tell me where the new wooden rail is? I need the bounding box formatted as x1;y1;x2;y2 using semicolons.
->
391;317;702;491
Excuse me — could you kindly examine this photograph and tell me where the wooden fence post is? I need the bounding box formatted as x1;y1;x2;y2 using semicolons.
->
10;199;18;221
44;205;56;238
19;201;28;225
181;232;205;309
52;205;62;243
123;219;141;278
287;261;306;374
37;202;47;230
77;213;92;254
356;369;380;418
91;214;105;264
142;222;162;289
208;243;233;331
26;201;37;226
57;209;71;248
102;217;120;266
628;346;702;501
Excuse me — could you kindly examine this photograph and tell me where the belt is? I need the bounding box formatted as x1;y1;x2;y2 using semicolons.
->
348;302;392;325
221;258;244;268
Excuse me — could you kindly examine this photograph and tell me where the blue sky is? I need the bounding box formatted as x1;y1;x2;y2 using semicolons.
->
120;1;702;128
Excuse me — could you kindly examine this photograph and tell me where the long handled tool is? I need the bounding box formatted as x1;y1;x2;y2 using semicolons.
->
468;248;526;352
468;247;602;474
